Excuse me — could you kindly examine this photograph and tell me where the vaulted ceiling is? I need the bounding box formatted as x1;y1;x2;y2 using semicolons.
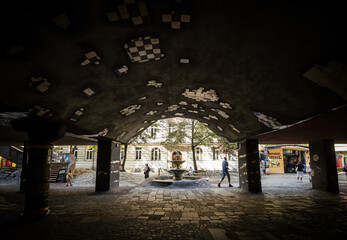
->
1;0;347;145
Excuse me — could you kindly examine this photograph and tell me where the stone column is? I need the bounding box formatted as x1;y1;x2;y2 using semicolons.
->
238;139;262;193
24;143;53;216
309;139;339;193
11;119;65;218
96;138;120;192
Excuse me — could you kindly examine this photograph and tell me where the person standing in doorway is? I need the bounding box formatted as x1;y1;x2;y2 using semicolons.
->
218;157;233;187
144;163;150;179
296;161;304;183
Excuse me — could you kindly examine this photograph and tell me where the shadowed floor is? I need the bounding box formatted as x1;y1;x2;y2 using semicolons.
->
0;173;346;240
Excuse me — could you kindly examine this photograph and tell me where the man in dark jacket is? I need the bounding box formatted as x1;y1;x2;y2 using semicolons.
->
296;161;304;183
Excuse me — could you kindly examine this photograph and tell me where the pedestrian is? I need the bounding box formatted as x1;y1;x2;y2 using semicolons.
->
143;163;150;179
189;166;194;176
295;161;304;183
218;157;233;187
66;170;73;187
261;159;266;175
306;163;312;182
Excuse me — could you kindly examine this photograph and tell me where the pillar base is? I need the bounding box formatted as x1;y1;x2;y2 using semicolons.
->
20;207;51;220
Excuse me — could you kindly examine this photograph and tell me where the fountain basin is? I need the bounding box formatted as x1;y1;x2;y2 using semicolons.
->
166;169;187;180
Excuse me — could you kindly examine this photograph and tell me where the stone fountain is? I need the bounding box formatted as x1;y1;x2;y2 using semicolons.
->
166;159;187;180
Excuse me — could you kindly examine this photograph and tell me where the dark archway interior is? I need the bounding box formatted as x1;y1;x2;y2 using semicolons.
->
1;0;347;145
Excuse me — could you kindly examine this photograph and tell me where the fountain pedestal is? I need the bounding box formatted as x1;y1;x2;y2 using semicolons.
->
166;160;187;180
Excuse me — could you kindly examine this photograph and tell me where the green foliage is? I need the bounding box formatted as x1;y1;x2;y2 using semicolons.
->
161;119;218;148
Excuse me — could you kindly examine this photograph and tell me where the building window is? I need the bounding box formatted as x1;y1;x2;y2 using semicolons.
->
135;148;142;160
151;148;161;161
86;149;93;161
213;148;219;160
151;126;157;138
195;147;202;160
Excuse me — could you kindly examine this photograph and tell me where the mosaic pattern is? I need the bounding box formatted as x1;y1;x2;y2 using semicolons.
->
147;80;162;88
115;65;128;76
175;113;184;116
217;126;223;131
211;109;229;119
203;116;210;120
180;58;190;64
106;12;119;22
253;111;281;129
82;88;96;97
116;131;126;140
161;115;166;118
229;124;240;134
124;36;163;63
179;101;187;105
166;105;179;112
28;105;52;118
188;110;198;113
162;12;191;29
52;14;70;29
209;115;218;120
202;122;208;126
98;128;108;136
81;51;101;66
70;108;85;122
146;110;157;115
143;120;148;124
182;88;219;102
137;127;145;132
116;1;150;25
138;96;147;101
219;102;232;109
29;77;51;93
120;105;141;116
192;104;198;108
157;102;163;106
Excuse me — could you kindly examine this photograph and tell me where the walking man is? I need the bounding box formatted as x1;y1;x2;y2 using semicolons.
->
296;161;304;183
218;157;233;187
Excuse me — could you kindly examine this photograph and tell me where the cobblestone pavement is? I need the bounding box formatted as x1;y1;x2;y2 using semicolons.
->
0;173;346;240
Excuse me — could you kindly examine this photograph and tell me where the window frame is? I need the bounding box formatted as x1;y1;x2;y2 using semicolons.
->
151;148;161;161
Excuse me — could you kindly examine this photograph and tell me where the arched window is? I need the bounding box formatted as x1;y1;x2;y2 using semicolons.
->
151;148;161;161
195;147;202;160
213;148;219;160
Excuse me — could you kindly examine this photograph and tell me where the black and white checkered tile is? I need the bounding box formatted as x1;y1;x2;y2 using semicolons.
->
124;36;164;63
162;11;190;29
107;0;150;26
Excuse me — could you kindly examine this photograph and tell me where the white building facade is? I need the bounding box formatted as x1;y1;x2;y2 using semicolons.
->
54;118;239;172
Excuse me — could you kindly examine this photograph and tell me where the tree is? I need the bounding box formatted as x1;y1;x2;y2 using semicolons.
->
162;119;219;170
216;140;238;160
